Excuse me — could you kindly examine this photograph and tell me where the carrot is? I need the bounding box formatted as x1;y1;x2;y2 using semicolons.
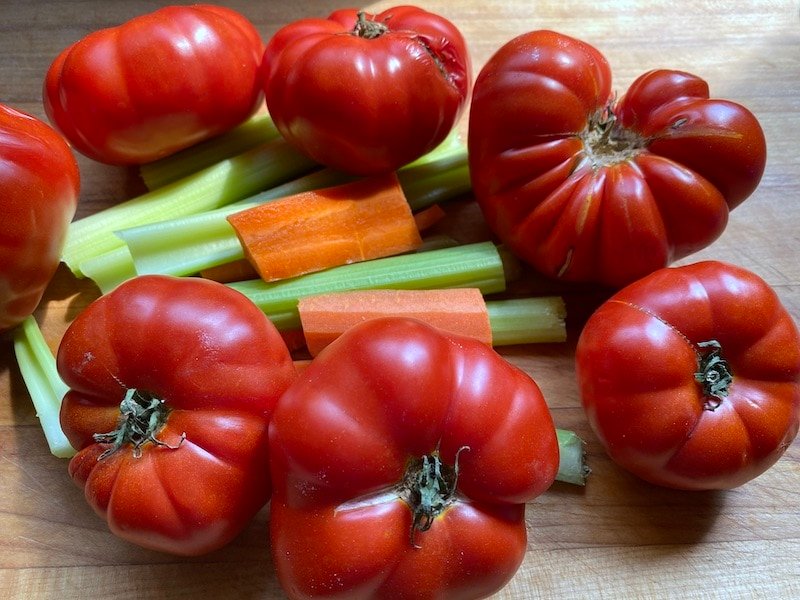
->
227;173;423;283
199;258;258;283
298;288;492;356
413;204;446;232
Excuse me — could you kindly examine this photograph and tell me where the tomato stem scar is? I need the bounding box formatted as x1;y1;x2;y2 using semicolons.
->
694;340;733;410
93;388;186;460
402;445;469;548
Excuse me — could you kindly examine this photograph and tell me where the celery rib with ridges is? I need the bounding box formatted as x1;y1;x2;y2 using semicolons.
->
61;138;317;278
556;429;590;486
228;242;506;330
488;297;568;345
116;131;470;281
12;317;76;458
139;113;281;189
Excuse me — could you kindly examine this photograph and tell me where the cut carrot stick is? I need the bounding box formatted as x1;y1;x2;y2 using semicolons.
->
199;258;258;283
227;173;423;283
298;288;492;356
413;204;446;232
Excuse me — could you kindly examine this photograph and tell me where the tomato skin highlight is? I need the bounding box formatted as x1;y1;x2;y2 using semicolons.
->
261;6;471;175
576;261;800;490
468;30;767;288
43;5;265;165
269;317;559;599
57;275;297;555
0;103;79;332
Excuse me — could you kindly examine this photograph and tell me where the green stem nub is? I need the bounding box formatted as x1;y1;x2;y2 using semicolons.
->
404;446;469;548
353;11;388;38
93;389;184;460
694;340;733;411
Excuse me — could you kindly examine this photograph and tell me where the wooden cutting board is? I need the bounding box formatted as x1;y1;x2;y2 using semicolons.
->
1;1;798;598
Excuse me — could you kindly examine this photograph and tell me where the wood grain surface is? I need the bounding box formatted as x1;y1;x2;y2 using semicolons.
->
1;1;798;598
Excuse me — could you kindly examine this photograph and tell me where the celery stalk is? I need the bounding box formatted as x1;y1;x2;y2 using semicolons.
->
119;169;352;278
229;242;506;330
119;133;469;280
488;297;568;345
79;245;138;294
62;139;317;277
139;113;281;189
12;317;76;458
556;428;590;486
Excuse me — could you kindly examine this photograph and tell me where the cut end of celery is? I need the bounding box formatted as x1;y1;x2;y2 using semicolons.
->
488;296;567;346
555;428;590;486
12;317;76;459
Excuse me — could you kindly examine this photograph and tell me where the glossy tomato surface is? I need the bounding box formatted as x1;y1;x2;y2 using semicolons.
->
576;261;800;490
0;103;79;332
57;275;296;555
44;5;264;165
468;30;767;288
269;317;559;600
261;6;471;175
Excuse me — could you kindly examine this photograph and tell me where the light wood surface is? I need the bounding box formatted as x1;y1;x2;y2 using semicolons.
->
1;1;798;598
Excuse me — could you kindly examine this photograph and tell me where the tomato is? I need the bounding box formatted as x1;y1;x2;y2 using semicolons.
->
261;6;471;175
468;30;767;288
56;275;296;555
269;317;559;600
0;103;79;332
576;261;800;490
43;5;264;165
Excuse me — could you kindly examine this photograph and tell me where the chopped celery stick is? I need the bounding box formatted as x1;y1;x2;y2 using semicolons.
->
12;317;76;458
80;245;137;294
555;429;590;486
62;139;317;277
119;133;469;279
119;169;351;278
140;113;280;189
488;297;567;345
229;242;506;330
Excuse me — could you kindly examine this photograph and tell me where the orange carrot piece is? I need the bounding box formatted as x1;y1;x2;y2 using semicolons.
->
298;288;492;357
199;258;258;283
413;204;446;232
293;359;312;374
227;173;423;282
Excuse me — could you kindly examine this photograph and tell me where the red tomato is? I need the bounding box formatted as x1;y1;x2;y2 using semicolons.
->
261;6;471;175
57;275;296;555
0;103;79;332
576;261;800;490
269;317;559;600
43;5;264;165
468;30;767;288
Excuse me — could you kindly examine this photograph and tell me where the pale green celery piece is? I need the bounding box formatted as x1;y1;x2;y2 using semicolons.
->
119;133;470;279
12;317;76;458
139;113;281;190
555;428;590;486
229;241;506;330
118;169;352;277
80;245;138;294
487;297;568;345
62;139;317;277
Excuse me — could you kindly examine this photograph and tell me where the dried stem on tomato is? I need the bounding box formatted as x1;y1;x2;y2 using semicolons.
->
352;11;388;39
694;340;733;410
93;388;186;460
401;445;469;548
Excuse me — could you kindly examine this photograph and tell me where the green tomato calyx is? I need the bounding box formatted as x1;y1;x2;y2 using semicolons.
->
694;340;733;411
402;445;469;548
93;388;185;460
352;11;388;39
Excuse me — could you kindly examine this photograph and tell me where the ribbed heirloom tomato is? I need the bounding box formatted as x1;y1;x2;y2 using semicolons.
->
269;317;559;600
0;103;79;332
261;6;471;175
468;30;767;288
57;275;296;555
576;261;800;490
44;5;264;165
